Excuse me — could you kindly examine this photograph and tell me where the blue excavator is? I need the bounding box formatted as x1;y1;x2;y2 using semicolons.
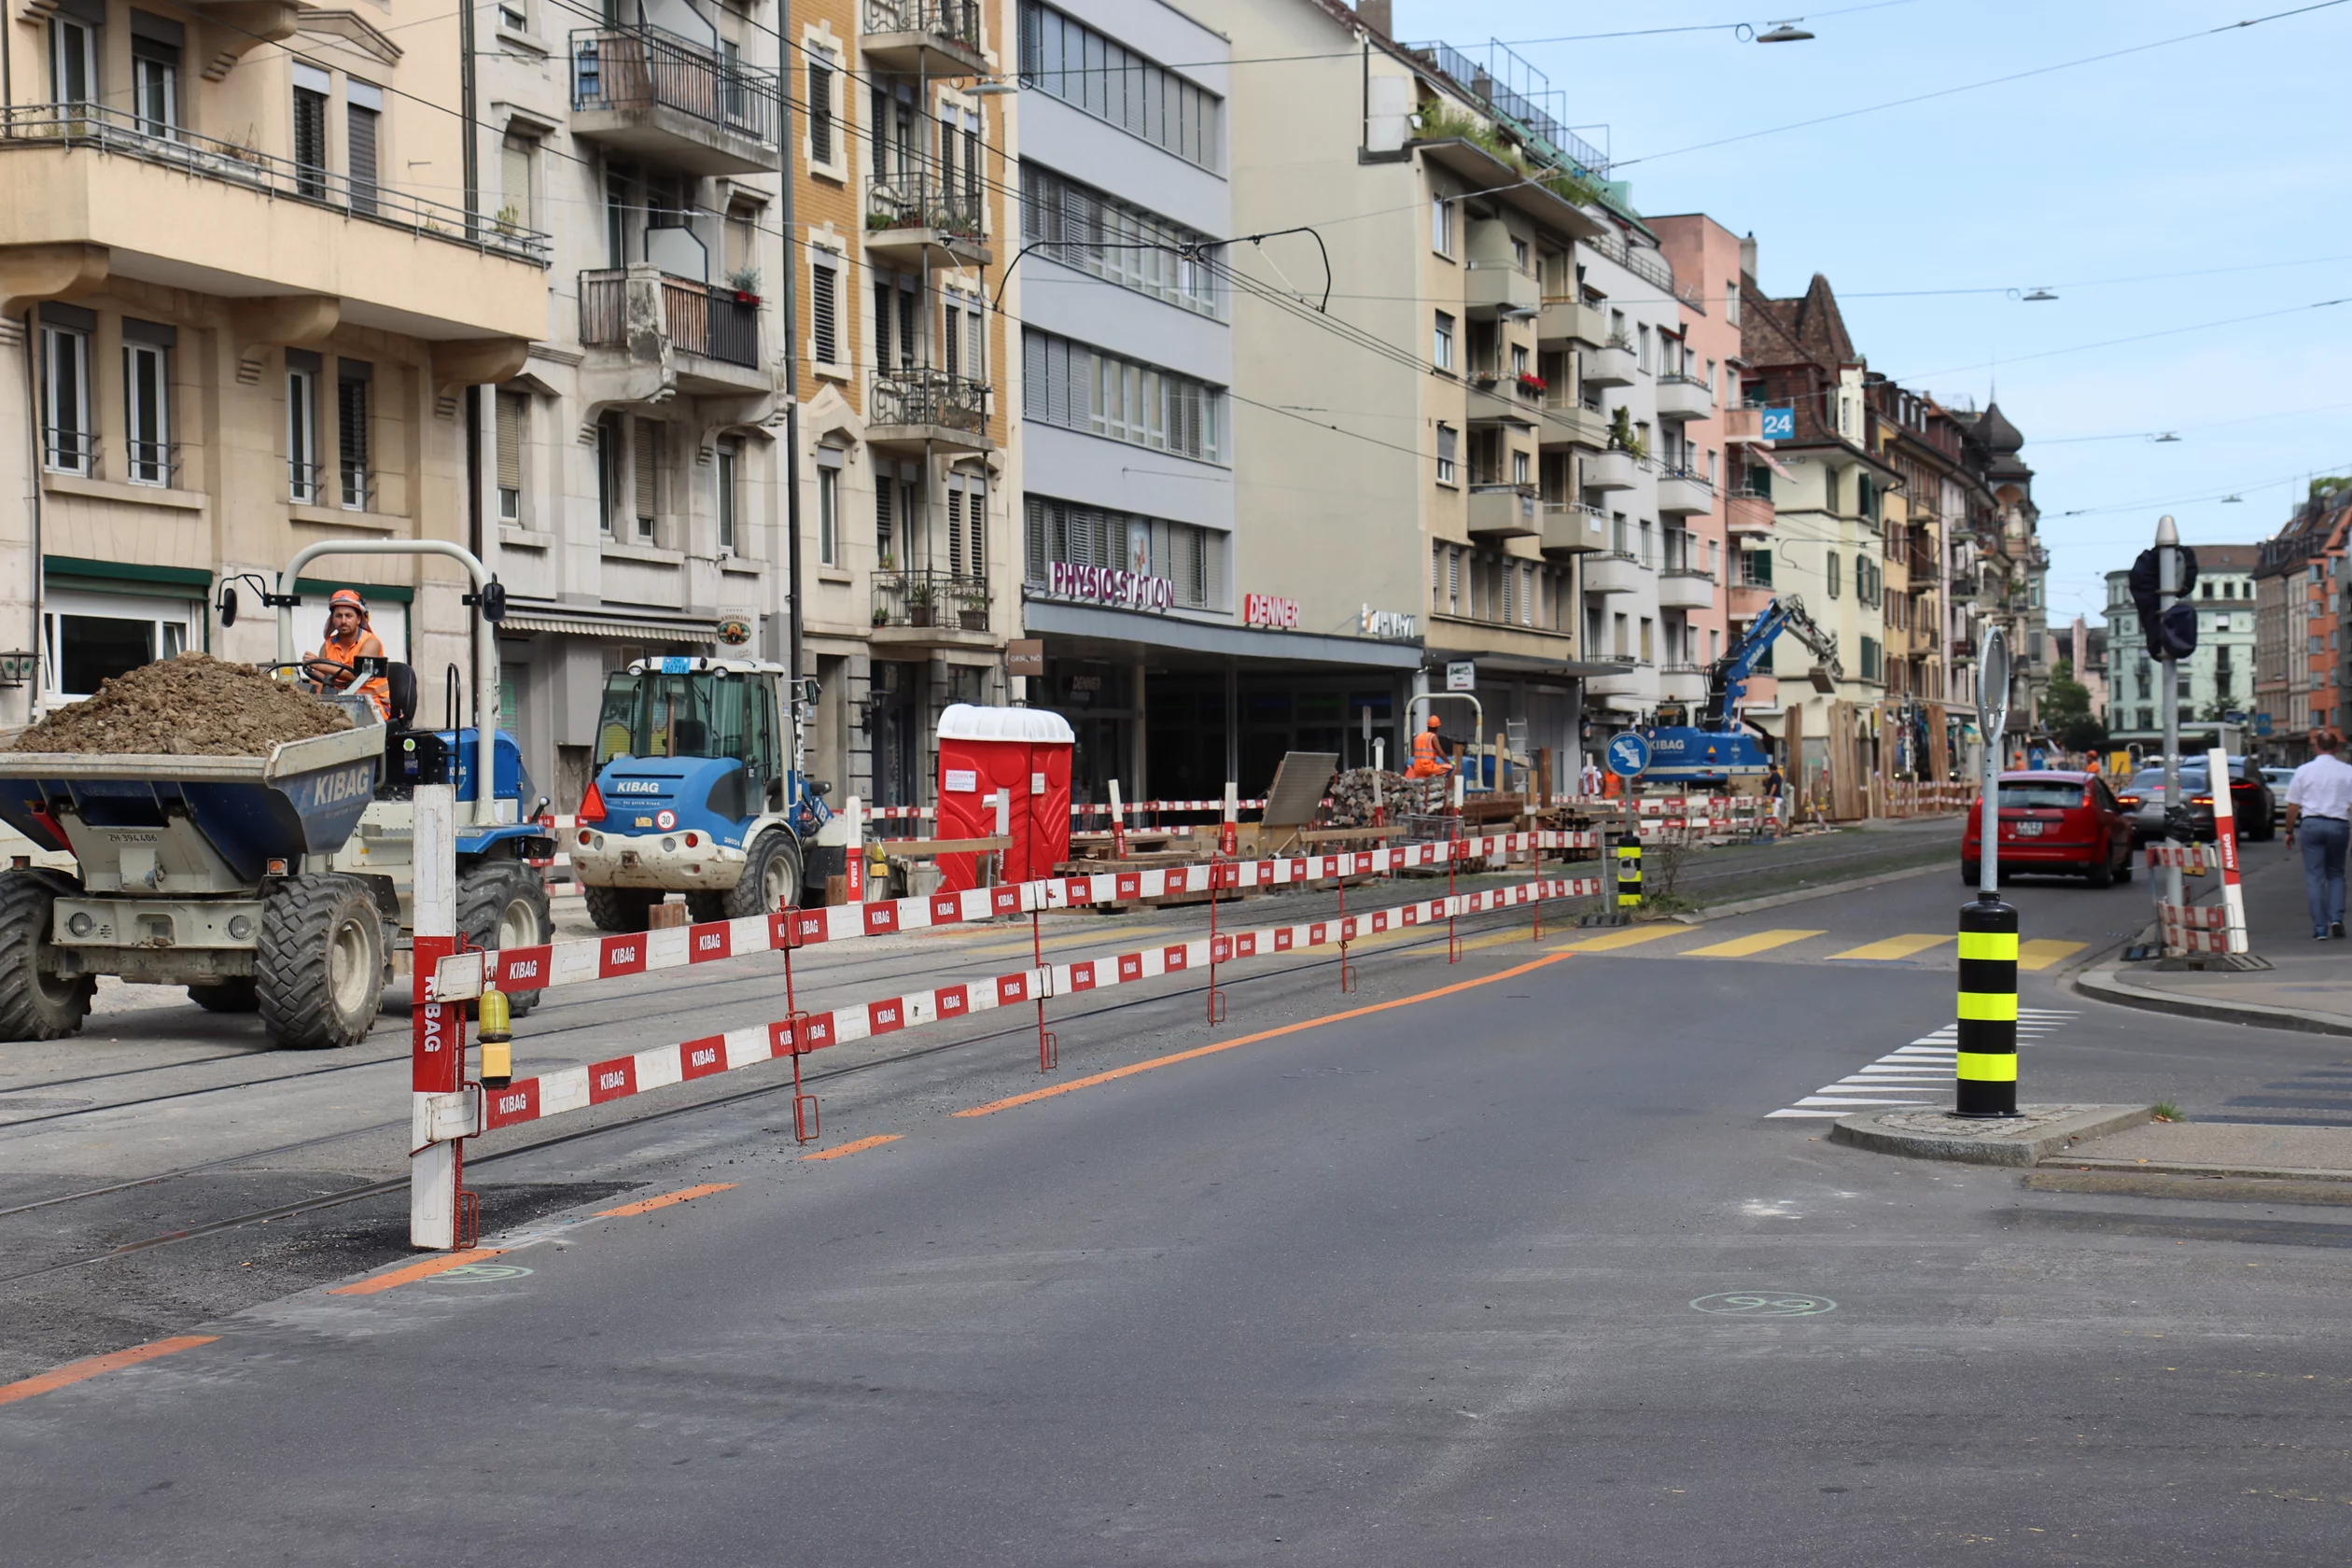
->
1644;595;1841;787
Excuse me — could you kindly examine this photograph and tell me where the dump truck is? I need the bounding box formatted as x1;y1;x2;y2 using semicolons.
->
0;541;550;1049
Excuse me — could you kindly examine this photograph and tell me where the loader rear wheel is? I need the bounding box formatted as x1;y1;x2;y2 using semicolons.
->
188;979;259;1013
0;870;92;1042
461;861;551;1017
583;884;658;933
256;875;385;1050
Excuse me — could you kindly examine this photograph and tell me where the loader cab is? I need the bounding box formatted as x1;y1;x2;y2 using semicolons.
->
595;658;783;816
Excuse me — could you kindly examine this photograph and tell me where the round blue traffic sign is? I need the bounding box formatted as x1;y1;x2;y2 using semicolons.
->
1605;732;1651;777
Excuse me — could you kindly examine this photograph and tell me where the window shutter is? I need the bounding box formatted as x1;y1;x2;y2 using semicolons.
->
496;391;525;492
968;482;985;577
943;302;961;379
967;310;984;382
947;484;963;577
811;261;838;364
349;105;381;208
875;478;894;557
1025;497;1046;581
633;419;659;523
1023;329;1047;420
808;63;833;163
873;280;893;369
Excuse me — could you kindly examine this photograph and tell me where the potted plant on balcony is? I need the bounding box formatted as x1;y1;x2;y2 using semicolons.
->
1607;406;1647;459
726;266;761;305
957;584;988;632
904;577;938;627
1517;371;1548;398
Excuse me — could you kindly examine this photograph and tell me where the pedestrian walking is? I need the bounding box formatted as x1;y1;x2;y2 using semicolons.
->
1762;761;1788;836
2283;733;2352;939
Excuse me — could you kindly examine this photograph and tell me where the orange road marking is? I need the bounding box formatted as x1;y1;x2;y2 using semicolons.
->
328;1248;506;1296
955;950;1571;1119
0;1335;218;1407
800;1134;903;1161
595;1182;737;1217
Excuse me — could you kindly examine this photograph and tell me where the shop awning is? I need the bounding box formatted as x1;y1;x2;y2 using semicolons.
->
500;611;718;641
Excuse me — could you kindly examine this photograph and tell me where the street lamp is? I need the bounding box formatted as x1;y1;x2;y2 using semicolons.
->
1755;21;1817;42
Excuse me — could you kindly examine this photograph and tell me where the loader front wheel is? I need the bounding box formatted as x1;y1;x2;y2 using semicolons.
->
256;875;385;1050
0;870;92;1042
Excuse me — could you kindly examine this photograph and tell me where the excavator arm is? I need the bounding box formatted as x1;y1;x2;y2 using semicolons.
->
1702;595;1842;727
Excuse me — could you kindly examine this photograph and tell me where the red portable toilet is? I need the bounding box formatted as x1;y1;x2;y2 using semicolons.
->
935;704;1074;893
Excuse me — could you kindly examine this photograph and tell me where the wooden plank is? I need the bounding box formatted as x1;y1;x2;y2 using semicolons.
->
878;836;1012;858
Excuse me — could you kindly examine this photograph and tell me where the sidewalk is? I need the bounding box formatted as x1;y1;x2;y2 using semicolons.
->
2075;846;2352;1035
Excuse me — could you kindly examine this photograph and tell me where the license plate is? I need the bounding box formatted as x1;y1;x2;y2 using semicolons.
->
2015;821;2044;836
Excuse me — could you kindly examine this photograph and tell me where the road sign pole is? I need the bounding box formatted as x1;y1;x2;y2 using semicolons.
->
2156;515;2186;919
1957;626;2020;1117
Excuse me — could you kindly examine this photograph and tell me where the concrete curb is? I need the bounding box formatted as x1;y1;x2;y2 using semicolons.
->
2039;1155;2352;1183
2072;962;2352;1038
1677;859;1947;923
1830;1104;2153;1167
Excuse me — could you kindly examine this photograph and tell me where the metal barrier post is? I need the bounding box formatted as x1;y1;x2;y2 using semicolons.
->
1337;854;1356;993
1446;810;1463;964
780;909;819;1143
1032;903;1057;1071
410;780;462;1250
1616;841;1644;912
1955;896;2020;1116
2206;745;2250;953
845;794;865;903
1109;779;1128;861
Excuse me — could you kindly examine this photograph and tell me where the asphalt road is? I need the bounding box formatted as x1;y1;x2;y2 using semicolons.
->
7;839;2352;1562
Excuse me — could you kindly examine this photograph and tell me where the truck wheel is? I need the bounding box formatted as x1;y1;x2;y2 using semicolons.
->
722;832;803;919
256;875;385;1050
188;979;259;1013
461;862;551;1018
583;884;658;933
0;870;92;1041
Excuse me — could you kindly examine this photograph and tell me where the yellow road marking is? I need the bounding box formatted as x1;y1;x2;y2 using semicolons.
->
1826;932;1953;961
1555;924;1686;953
800;1133;903;1161
1680;928;1826;958
595;1182;735;1217
2018;939;2088;972
329;1249;507;1295
0;1336;218;1407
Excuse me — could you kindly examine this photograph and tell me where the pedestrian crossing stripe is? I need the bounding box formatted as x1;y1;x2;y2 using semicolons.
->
1557;925;1684;953
1679;929;1825;958
2018;939;2088;972
1826;933;1954;961
1764;1011;2079;1117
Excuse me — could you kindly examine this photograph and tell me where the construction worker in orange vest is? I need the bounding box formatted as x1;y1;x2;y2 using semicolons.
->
1407;713;1454;778
304;588;390;721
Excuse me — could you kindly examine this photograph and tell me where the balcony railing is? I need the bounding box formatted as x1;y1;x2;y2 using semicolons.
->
570;27;777;146
864;0;982;49
871;367;988;434
872;568;991;632
867;172;983;239
0;101;550;264
579;269;761;369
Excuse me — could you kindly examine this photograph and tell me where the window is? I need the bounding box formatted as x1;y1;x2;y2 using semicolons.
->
336;362;371;511
130;15;180;136
123;325;173;486
810;252;841;366
1024;497;1225;610
293;63;329;201
348;81;384;216
1435;424;1458;485
807;54;835;166
1827;549;1841;598
633;419;661;540
1860;636;1882;682
947;473;986;578
49;14;96;105
1725;280;1740;325
595;414;621;533
716;439;740;554
875;475;897;564
1022;329;1223;462
43;590;198;702
39;307;92;476
1018;1;1222;169
874;276;917;371
287;353;320;502
1432;189;1452;257
1512;450;1530;486
1021;164;1222;317
498;0;527;29
1434;312;1455;371
816;456;840;566
496;389;527;523
499;128;536;232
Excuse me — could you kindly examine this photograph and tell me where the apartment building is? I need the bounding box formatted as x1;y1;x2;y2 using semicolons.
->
1010;0;1250;801
2102;545;2258;744
1864;376;1965;776
2;0;548;728
2252;480;2350;760
781;0;1016;807
1947;402;2046;761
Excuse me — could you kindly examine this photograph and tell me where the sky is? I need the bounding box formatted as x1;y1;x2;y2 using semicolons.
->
1391;0;2352;635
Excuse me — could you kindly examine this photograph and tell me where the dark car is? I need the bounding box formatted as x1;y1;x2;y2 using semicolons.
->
1963;771;2135;887
2116;756;2276;844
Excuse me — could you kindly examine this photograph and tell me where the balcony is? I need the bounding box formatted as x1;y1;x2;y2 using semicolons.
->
1655;372;1713;424
1583;337;1637;387
865;173;991;267
1658;568;1716;612
1541;501;1609;556
1657;468;1715;517
1463;260;1539;318
579;266;769;399
1538;297;1606;348
1466;484;1538;539
1721;405;1762;442
1585;448;1640;491
1726;490;1774;537
1583;552;1646;595
1587;658;1655;700
861;0;989;76
1539;399;1608;450
868;367;993;453
870;569;996;648
570;27;779;177
0;102;547;341
1659;664;1709;703
1729;581;1775;621
1464;378;1536;429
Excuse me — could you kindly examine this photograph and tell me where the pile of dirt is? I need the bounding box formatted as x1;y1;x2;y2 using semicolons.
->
10;653;354;756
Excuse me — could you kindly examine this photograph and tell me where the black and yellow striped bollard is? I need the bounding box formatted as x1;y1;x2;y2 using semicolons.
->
1616;842;1644;912
1954;897;2019;1117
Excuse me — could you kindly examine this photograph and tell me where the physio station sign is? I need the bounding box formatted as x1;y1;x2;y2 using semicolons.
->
1046;562;1175;612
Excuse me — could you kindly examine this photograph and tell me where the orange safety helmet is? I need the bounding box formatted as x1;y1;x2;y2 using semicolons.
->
1426;714;1443;730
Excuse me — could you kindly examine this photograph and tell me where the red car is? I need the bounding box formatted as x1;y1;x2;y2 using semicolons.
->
1961;770;2136;887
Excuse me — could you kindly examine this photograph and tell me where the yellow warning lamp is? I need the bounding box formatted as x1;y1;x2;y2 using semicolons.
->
478;987;513;1089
